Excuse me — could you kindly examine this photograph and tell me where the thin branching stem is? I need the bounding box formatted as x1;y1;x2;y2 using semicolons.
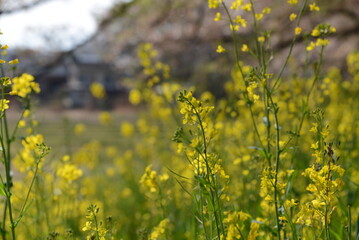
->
222;1;269;161
272;0;309;91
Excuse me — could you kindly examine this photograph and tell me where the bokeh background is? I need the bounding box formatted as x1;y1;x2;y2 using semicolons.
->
1;0;358;111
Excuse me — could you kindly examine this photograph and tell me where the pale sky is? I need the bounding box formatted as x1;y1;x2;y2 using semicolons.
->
0;0;116;50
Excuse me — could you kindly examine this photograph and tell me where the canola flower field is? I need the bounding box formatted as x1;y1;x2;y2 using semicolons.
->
0;0;359;239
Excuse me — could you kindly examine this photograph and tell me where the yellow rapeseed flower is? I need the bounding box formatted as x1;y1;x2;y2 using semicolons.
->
22;134;44;150
62;155;70;162
255;13;263;21
230;24;240;31
128;89;142;105
316;38;329;46
288;0;298;5
8;58;19;64
140;165;158;193
230;0;243;10
216;45;226;53
295;27;302;35
311;28;320;37
247;222;260;240
10;73;40;98
233;16;247;27
90;82;106;99
214;12;221;21
74;123;86;135
257;36;265;43
309;3;320;11
262;7;271;14
285;199;298;208
242;3;252;11
120;121;134;137
289;13;297;21
0;99;10;111
208;0;221;9
23;109;30;117
18;120;26;128
57;163;83;182
306;41;316;51
241;44;249;52
149;219;169;240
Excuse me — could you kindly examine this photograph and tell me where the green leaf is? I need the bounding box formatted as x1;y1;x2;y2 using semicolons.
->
330;228;342;240
0;183;7;197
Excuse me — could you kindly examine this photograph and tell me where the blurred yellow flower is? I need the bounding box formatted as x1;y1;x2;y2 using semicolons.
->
18;120;26;128
255;13;263;21
287;0;298;5
57;163;83;182
128;89;142;105
289;13;297;21
62;155;70;162
214;12;221;21
242;3;252;11
149;219;169;240
316;38;329;46
216;44;226;53
120;121;134;137
295;27;302;35
241;44;249;52
309;3;320;11
23;109;31;117
8;58;19;64
258;36;265;43
262;7;271;14
230;0;243;10
90;82;106;99
74;123;86;135
306;41;316;51
208;0;221;8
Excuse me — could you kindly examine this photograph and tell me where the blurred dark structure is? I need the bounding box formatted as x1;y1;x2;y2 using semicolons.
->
38;52;126;109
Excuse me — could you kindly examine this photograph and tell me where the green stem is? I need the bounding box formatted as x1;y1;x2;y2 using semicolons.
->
248;0;264;68
221;2;244;77
184;97;223;239
222;1;269;162
288;45;325;168
0;133;8;240
273;106;282;240
92;208;101;240
0;79;15;240
348;205;352;240
198;187;210;240
14;157;42;228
